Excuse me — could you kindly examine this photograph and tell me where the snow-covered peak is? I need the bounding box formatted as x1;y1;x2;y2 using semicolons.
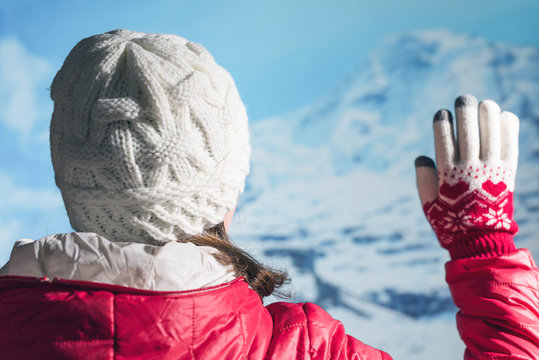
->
231;31;539;360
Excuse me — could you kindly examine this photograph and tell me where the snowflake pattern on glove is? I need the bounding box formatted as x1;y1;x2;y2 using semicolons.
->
423;165;517;247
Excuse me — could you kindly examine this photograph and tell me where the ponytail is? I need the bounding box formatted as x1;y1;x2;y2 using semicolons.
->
184;223;289;300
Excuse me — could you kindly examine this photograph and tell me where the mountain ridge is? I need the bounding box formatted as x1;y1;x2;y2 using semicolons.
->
231;30;539;359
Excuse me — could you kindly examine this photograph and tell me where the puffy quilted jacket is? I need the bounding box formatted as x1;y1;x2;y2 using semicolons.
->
0;276;391;360
0;249;538;359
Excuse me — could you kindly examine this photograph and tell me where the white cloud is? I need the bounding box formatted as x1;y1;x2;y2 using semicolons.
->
0;172;62;212
0;37;52;135
0;218;24;266
0;171;68;264
0;38;62;263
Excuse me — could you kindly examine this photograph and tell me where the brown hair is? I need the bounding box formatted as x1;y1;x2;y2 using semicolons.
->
183;222;289;300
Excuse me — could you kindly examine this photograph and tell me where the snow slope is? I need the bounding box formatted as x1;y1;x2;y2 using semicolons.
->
230;30;539;359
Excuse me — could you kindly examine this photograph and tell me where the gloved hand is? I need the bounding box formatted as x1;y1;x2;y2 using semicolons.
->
415;95;519;259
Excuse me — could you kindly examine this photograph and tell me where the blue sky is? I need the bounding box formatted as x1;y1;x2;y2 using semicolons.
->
2;0;539;119
0;0;538;262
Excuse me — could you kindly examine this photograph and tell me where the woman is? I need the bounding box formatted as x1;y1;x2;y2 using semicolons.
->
0;29;537;359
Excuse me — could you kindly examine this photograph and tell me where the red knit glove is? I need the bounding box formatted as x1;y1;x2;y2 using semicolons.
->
415;95;519;259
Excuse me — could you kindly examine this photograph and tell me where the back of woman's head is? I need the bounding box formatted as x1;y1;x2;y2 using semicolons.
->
49;30;287;299
50;29;250;244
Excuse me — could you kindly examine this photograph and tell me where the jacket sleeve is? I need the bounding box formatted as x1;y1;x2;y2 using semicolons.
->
266;302;392;360
446;249;539;359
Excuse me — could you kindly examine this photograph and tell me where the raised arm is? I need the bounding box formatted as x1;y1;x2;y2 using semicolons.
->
415;95;539;359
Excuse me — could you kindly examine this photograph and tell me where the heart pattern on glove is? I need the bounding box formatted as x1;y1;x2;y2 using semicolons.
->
482;179;507;198
423;177;517;247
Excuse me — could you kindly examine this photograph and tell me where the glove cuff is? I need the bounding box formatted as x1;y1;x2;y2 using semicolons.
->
448;232;517;259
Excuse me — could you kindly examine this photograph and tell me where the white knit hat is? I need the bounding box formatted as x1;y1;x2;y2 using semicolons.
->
50;29;250;243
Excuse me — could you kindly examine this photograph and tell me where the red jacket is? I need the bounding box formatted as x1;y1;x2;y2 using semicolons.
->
0;249;538;359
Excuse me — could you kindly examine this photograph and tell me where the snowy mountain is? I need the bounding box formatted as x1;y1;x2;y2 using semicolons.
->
229;30;539;359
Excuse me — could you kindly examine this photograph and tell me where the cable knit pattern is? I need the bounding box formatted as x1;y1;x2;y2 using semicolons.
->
50;29;250;242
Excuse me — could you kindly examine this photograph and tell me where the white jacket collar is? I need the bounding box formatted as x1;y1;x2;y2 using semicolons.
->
0;232;236;291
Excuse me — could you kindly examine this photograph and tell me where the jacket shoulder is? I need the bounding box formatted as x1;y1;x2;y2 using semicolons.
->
265;302;391;360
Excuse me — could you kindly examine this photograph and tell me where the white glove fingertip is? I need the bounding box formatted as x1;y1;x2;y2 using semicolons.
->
433;109;456;170
455;95;480;162
500;110;519;169
415;156;439;206
479;99;501;161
